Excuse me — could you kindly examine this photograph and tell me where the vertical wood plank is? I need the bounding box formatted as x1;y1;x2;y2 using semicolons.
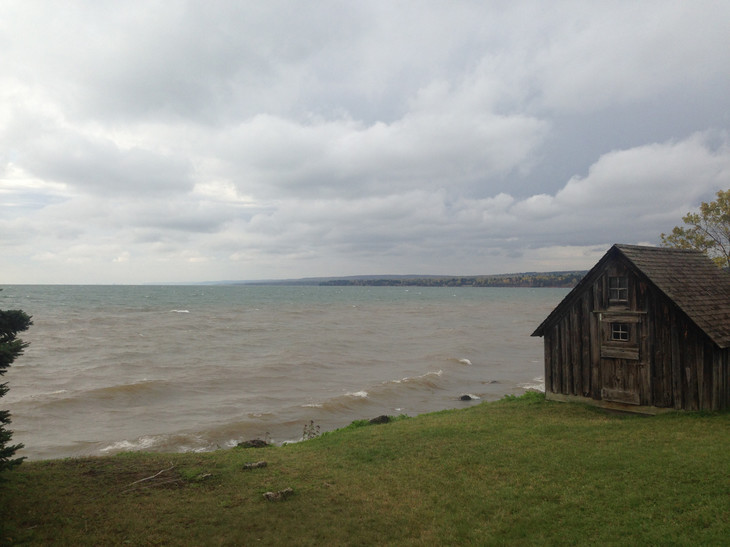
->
670;316;682;409
570;305;581;395
682;321;699;410
543;336;552;394
581;293;592;397
561;317;571;394
703;342;712;410
646;297;654;403
663;303;673;407
551;323;561;395
590;286;601;399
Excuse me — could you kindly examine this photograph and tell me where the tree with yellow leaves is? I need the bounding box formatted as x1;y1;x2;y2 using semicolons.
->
661;189;730;268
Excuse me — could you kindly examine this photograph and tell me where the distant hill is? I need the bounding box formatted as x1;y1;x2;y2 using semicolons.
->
235;271;586;288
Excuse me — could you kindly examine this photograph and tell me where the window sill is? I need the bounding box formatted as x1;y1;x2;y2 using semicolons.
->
601;345;639;360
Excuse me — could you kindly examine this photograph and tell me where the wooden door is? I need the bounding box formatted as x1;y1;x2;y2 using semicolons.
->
598;311;648;405
600;358;647;405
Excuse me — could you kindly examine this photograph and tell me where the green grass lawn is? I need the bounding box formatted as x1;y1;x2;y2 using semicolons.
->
2;392;730;545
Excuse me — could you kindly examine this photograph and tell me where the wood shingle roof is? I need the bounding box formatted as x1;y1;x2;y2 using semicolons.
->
533;244;730;348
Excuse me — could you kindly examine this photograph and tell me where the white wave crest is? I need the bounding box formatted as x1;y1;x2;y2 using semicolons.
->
100;435;160;453
519;376;545;392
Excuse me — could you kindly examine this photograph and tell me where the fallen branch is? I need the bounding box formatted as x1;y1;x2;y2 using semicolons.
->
122;463;176;490
135;477;184;489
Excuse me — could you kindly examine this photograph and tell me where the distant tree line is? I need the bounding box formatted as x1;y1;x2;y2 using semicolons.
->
319;271;585;288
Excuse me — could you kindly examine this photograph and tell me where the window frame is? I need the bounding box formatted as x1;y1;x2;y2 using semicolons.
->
608;276;628;303
597;311;642;361
611;322;630;341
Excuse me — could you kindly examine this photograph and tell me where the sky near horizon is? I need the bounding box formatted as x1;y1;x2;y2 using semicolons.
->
2;2;730;284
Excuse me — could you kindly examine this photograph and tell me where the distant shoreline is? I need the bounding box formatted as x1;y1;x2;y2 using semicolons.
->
236;271;586;288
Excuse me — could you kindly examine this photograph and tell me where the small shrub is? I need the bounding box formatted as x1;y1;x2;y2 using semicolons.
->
0;306;32;476
302;420;321;440
236;438;270;449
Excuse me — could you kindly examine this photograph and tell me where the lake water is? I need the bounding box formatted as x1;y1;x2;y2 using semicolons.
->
0;285;566;460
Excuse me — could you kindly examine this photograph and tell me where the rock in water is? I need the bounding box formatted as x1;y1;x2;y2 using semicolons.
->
237;439;269;448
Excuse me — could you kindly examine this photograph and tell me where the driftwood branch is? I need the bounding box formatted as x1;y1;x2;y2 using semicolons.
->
121;463;176;491
134;477;184;489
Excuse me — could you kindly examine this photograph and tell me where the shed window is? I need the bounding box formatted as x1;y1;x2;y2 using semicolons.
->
609;276;628;302
611;323;630;341
599;312;641;360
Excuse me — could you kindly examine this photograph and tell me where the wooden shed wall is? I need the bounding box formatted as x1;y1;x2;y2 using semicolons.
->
543;258;730;412
544;284;597;400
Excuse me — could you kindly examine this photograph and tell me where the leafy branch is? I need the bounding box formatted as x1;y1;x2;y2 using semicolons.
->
661;189;730;268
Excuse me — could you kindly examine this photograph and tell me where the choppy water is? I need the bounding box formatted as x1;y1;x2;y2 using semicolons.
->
0;285;566;460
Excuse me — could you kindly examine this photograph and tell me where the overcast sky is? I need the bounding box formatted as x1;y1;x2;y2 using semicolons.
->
2;1;729;284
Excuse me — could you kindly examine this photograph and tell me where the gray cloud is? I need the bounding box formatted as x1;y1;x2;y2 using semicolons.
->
1;1;729;283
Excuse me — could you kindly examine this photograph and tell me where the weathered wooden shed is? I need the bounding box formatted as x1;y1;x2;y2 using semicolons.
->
532;244;730;412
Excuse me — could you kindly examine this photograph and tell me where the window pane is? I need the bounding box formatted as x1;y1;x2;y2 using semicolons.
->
609;276;628;301
611;323;629;341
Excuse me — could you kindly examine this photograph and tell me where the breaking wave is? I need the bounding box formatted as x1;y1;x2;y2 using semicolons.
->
519;376;545;392
100;433;213;455
300;370;445;413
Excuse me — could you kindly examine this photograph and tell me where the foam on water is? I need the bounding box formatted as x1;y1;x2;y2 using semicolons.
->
519;376;546;392
390;369;443;387
8;389;69;403
101;436;161;453
100;433;216;455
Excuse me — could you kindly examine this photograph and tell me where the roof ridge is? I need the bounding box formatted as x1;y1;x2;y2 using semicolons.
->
614;243;702;254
